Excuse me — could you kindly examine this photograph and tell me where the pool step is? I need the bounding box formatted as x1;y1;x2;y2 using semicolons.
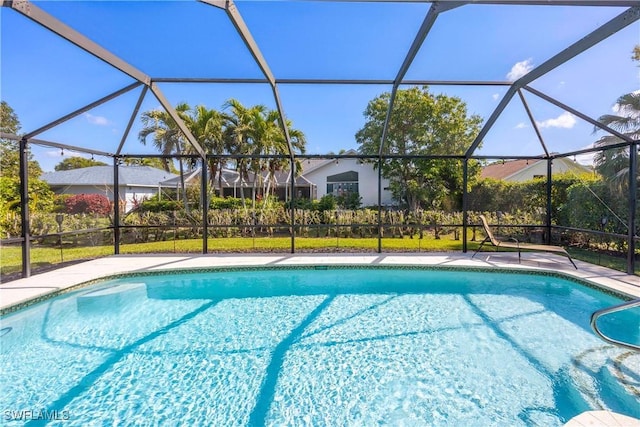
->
568;345;640;420
595;354;640;419
76;282;147;313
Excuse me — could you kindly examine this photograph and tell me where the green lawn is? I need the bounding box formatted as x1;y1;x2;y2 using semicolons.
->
2;236;637;279
1;236;471;277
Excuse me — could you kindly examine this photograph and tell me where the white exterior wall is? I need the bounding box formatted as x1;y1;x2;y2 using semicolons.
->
508;162;548;182
508;159;591;182
125;186;160;212
303;159;393;207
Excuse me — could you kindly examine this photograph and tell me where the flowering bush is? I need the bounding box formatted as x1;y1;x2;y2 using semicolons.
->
64;194;111;215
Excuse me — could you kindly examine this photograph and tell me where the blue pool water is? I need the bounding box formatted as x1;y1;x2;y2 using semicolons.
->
1;267;639;426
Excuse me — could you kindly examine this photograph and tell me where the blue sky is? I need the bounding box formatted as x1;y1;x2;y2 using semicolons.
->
1;1;638;171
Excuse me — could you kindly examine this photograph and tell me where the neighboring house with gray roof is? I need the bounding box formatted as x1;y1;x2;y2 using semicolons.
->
42;166;178;212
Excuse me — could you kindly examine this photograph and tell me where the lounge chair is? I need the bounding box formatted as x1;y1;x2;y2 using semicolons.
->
472;215;577;269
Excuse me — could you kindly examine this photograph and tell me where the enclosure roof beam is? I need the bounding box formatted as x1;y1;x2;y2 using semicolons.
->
114;152;547;161
0;132;21;141
116;86;149;156
553;141;636;160
524;86;634;143
465;5;640;157
517;89;549;157
379;1;464;157
2;132;112;157
24;82;142;140
200;0;276;86
152;77;514;86
22;137;113;158
200;0;296;162
5;0;208;160
445;0;639;5
310;1;639;6
4;0;151;85
395;2;465;85
149;83;207;159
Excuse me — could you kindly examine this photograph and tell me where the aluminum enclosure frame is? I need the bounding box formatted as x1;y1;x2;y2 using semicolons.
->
3;0;639;276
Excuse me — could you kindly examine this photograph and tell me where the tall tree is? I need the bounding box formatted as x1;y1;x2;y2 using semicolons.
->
0;101;20;135
138;103;192;211
122;157;177;172
356;86;482;210
223;99;253;207
264;115;306;200
1;101;22;177
223;99;306;207
54;156;107;171
0;101;54;215
138;100;306;210
244;105;280;203
180;105;226;195
593;92;640;192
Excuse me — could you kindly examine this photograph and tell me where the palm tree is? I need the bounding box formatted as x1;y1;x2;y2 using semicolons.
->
594;92;640;192
181;105;226;197
223;99;253;207
263;114;307;201
245;105;278;205
138;103;191;211
223;99;307;207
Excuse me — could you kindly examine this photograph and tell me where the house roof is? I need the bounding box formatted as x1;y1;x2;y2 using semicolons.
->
480;158;591;180
160;168;202;187
480;159;532;180
42;166;178;187
161;168;314;188
301;149;360;175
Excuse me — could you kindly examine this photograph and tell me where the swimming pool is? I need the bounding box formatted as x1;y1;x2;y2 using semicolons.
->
1;266;638;426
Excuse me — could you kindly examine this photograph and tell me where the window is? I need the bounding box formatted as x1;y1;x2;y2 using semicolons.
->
327;171;358;196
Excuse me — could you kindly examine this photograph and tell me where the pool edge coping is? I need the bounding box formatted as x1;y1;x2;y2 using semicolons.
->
1;262;635;317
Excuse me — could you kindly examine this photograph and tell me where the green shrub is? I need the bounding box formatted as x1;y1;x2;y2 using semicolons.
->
287;198;314;210
317;194;336;211
210;196;242;210
139;198;182;213
336;192;362;210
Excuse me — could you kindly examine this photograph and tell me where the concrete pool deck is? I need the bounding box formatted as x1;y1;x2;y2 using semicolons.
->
1;252;638;312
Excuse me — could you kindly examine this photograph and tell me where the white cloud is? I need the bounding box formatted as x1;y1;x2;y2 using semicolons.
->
514;122;527;129
492;93;500;101
574;144;597;167
574;152;595;167
84;113;109;126
46;150;92;159
612;90;640;114
506;58;534;81
46;150;65;158
536;111;576;129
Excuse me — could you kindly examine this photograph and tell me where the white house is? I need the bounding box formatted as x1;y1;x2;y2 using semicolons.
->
42;166;178;212
301;150;394;207
42;158;396;211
